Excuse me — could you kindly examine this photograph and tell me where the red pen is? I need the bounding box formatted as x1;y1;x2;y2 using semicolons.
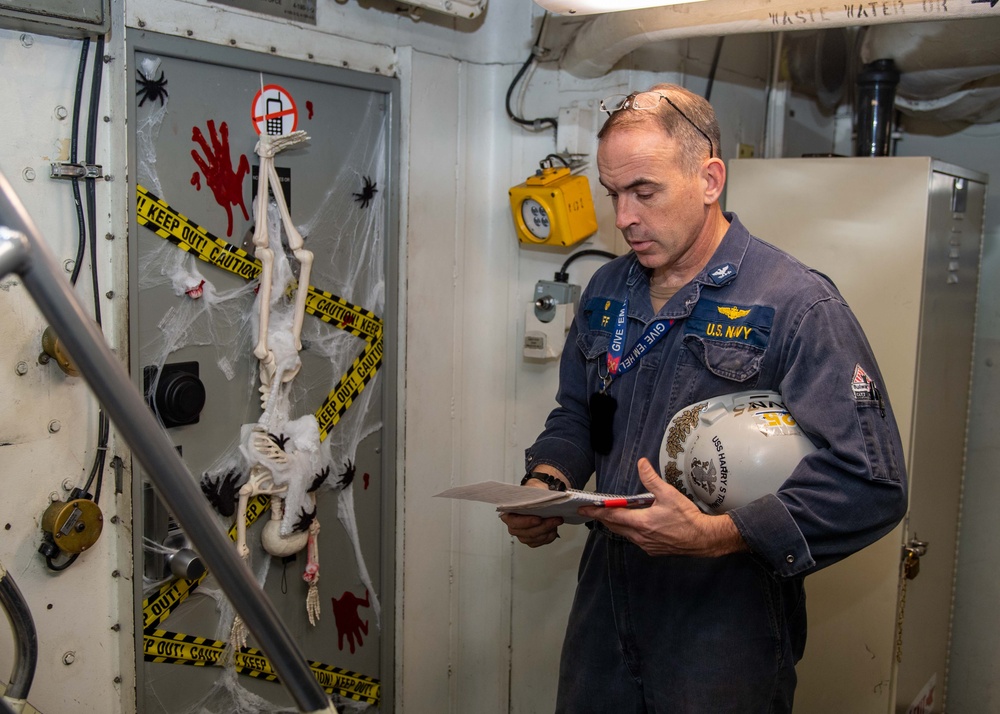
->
596;496;654;509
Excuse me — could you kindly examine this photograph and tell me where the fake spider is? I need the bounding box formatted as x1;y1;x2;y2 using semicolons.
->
352;176;378;209
293;506;318;533
267;432;290;450
337;460;356;489
308;465;331;493
137;70;169;108
201;468;243;518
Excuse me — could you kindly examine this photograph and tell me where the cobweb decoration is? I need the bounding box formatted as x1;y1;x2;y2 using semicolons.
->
137;56;168;198
137;82;389;710
175;666;372;714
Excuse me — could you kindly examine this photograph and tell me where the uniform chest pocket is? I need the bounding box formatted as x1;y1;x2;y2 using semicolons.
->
681;334;764;382
577;332;610;360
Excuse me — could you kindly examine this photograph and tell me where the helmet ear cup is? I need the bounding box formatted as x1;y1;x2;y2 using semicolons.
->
658;391;817;513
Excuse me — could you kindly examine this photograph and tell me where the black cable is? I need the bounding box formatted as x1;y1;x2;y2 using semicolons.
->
554;249;617;283
543;153;569;168
44;553;79;572
0;571;38;702
505;13;558;133
82;37;108;506
68;39;90;286
83;409;109;500
705;36;725;102
85;35;104;328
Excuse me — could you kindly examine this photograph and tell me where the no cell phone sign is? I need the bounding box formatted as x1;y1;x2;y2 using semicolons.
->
251;84;298;136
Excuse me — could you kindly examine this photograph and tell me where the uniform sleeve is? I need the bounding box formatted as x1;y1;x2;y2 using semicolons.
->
727;295;908;577
525;300;598;490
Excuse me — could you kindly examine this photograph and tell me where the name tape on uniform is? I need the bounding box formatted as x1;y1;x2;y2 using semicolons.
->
315;335;383;440
136;185;382;341
144;629;380;705
142;494;271;631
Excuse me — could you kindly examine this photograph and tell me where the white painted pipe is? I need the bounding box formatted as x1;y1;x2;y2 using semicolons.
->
862;17;1000;98
559;0;994;78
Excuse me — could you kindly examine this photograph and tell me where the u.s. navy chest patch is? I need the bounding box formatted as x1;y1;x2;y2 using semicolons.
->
685;299;774;349
585;297;625;334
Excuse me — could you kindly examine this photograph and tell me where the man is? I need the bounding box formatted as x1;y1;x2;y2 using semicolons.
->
501;84;907;713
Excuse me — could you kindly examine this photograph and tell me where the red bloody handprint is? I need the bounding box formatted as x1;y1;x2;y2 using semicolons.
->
331;589;370;654
190;119;250;237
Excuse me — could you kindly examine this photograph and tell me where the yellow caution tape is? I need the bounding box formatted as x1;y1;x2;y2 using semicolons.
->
142;494;270;631
135;190;385;702
136;185;383;342
315;334;383;441
143;629;380;705
136;185;260;280
304;286;382;344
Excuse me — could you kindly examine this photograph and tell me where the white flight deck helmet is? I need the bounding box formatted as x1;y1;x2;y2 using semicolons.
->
658;391;817;514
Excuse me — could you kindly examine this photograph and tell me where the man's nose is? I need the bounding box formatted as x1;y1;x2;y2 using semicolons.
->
614;197;637;231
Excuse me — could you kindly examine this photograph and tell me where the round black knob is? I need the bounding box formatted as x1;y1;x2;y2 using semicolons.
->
156;370;206;426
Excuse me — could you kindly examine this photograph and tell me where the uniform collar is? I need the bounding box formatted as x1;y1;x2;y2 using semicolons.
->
624;212;751;322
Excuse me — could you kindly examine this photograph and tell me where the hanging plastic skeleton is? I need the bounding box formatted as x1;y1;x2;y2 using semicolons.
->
230;129;325;649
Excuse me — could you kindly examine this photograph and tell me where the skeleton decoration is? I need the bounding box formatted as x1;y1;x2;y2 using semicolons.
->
230;129;326;649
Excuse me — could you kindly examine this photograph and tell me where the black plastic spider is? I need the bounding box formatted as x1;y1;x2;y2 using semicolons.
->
201;468;243;518
267;432;290;450
293;506;317;533
337;459;356;489
308;465;331;493
352;176;378;209
136;70;169;108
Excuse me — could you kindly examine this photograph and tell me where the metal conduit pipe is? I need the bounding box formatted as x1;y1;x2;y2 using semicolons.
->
0;171;337;714
557;0;994;79
0;564;37;712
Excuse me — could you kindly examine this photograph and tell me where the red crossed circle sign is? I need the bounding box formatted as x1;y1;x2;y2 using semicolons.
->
251;84;298;136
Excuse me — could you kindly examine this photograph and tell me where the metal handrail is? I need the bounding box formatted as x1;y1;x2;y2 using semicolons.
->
0;170;336;714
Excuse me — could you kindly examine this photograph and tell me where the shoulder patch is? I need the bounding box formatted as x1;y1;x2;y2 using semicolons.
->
852;364;874;399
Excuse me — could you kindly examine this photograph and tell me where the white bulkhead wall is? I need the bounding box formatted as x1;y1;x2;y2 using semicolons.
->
0;0;778;712
0;15;134;714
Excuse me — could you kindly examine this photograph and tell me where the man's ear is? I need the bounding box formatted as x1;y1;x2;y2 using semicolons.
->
702;157;726;205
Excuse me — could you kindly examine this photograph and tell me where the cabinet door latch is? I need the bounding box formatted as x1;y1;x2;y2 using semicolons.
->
49;162;103;180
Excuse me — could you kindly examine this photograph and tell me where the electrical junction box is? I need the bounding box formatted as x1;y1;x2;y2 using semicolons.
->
0;0;109;38
524;280;580;360
509;167;598;247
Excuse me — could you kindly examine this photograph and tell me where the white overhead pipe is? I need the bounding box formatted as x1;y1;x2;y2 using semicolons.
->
558;0;994;78
862;17;1000;98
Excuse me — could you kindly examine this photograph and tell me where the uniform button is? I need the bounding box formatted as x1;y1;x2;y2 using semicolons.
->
785;554;795;563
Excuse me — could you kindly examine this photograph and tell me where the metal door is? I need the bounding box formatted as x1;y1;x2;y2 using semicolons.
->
128;30;398;713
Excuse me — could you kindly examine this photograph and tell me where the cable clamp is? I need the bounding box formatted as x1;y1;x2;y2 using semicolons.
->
50;162;103;180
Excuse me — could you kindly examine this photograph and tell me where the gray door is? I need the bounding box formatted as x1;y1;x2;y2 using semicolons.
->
128;30;397;713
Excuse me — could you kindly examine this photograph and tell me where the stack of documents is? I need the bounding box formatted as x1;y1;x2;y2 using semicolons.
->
435;481;655;525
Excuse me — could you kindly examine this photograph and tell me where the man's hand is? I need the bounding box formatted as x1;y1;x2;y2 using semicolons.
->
579;458;748;558
500;468;569;548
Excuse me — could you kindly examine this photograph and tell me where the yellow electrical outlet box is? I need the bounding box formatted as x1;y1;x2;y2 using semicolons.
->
509;167;598;247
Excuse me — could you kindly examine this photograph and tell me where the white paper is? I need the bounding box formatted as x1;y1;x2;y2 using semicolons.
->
434;481;654;525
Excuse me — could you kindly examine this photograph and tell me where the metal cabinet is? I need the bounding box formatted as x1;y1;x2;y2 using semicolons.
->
728;157;986;714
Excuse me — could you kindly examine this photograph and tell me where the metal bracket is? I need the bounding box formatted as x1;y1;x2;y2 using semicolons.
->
49;162;103;180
